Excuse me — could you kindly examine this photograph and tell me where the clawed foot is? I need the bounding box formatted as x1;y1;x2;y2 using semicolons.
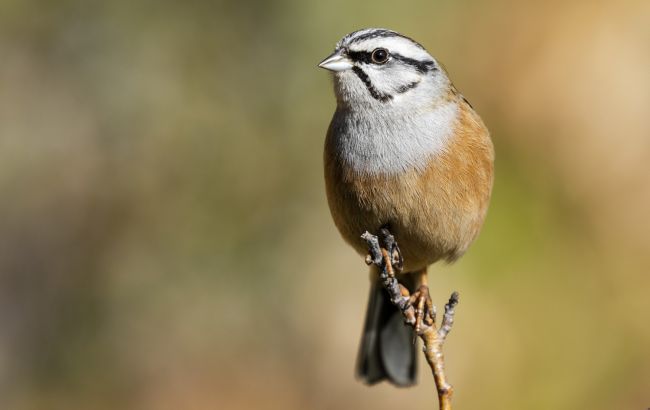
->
408;284;435;333
379;227;403;272
363;228;403;276
362;227;459;410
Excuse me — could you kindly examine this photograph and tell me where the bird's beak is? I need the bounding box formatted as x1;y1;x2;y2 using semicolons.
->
318;51;353;72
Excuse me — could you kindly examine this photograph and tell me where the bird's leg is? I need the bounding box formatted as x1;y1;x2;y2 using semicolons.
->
408;269;435;333
362;229;459;410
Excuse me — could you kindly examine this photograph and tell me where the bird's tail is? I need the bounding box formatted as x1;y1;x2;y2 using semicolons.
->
355;272;417;386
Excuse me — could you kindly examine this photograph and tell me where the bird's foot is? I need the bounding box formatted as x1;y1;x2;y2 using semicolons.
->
408;284;435;333
361;228;459;409
363;228;403;277
379;227;403;272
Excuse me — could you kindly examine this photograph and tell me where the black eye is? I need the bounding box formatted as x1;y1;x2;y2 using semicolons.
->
371;48;389;64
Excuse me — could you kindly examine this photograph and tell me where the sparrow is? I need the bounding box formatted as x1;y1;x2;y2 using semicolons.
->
319;28;494;386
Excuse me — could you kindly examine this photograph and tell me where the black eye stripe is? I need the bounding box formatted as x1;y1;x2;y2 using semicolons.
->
346;50;436;74
391;53;436;73
347;50;373;64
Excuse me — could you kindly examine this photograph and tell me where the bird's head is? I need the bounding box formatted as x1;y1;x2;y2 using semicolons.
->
319;28;451;109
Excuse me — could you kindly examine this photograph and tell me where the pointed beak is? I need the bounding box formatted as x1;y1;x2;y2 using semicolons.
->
318;51;353;72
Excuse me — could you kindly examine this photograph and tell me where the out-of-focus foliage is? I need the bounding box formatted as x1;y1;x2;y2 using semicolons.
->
1;0;648;409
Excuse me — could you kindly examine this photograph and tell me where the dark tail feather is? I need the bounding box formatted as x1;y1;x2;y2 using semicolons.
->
356;275;417;387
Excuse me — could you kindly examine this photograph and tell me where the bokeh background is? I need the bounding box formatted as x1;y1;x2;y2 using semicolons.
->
1;0;649;409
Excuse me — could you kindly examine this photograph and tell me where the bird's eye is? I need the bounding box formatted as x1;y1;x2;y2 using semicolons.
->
371;48;389;64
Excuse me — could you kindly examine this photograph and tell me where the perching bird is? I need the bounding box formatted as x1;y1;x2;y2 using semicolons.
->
319;28;494;386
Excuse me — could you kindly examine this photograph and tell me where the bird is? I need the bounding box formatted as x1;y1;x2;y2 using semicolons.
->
319;28;494;387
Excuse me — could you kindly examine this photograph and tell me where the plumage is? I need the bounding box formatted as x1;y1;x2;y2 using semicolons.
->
320;28;494;386
325;99;493;268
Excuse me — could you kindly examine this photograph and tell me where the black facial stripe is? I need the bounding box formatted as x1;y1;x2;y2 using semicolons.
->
396;81;420;93
347;50;373;64
347;50;436;75
391;53;436;73
347;50;436;74
349;30;397;44
348;30;426;50
351;66;392;102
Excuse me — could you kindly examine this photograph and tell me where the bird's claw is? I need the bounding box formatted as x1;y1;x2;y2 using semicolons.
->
379;227;403;271
408;284;435;333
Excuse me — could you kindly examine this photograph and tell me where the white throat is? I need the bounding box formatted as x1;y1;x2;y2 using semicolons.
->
330;100;459;175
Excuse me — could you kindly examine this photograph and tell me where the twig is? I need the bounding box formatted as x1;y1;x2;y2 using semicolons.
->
362;230;459;410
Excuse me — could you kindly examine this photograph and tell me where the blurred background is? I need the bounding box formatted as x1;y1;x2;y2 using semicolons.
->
1;0;649;409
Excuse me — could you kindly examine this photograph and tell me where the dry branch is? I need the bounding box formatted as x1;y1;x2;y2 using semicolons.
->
362;228;459;410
